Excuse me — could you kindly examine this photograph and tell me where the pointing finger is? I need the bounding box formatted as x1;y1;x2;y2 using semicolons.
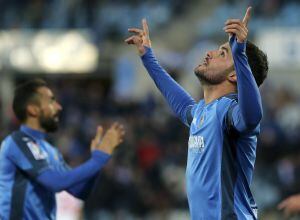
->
242;6;252;26
142;18;149;36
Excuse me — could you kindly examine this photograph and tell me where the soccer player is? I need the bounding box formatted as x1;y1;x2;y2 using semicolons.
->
125;7;268;219
0;79;125;219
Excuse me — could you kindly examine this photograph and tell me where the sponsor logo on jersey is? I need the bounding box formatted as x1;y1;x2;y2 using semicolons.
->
188;135;205;153
192;115;205;128
27;141;48;160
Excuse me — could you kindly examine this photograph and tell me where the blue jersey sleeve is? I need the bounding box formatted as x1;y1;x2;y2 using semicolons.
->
141;47;196;126
36;150;110;194
54;150;99;200
66;176;98;200
228;36;263;132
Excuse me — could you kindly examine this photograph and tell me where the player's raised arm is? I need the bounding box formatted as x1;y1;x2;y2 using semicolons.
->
125;19;196;126
224;7;263;131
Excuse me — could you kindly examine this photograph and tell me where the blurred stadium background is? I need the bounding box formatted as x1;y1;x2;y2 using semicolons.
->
0;0;300;219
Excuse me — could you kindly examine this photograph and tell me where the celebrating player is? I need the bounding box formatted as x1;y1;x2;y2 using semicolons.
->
0;79;125;219
126;7;268;219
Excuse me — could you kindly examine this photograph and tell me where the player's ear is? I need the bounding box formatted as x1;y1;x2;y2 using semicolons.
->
227;71;237;83
26;104;40;118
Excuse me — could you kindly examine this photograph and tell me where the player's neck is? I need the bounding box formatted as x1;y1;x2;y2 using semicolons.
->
203;83;236;104
24;118;46;133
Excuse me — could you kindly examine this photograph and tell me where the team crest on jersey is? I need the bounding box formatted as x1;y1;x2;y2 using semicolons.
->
199;115;204;126
188;135;205;153
27;141;48;160
192;115;205;128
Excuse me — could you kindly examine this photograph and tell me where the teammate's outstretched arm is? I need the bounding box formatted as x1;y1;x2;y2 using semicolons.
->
125;19;196;126
65;123;125;199
36;123;125;196
224;7;263;131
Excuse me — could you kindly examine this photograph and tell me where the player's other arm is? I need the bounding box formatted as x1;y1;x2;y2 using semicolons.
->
125;19;196;125
66;176;98;200
37;150;109;194
36;124;125;196
225;7;262;131
52;144;99;199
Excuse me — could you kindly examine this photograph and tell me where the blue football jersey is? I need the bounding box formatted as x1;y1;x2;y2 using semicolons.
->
186;94;259;220
0;126;68;220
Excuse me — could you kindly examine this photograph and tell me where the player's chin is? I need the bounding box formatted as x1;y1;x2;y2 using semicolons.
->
194;65;206;77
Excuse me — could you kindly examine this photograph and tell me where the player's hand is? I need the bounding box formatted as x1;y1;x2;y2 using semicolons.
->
125;18;151;56
91;123;125;155
223;6;251;43
278;194;300;217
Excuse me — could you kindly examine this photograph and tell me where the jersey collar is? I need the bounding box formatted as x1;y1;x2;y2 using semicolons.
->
202;93;238;107
20;125;46;141
222;92;238;100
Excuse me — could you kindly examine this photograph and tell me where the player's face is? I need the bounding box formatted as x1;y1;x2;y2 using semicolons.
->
36;87;62;133
194;42;234;85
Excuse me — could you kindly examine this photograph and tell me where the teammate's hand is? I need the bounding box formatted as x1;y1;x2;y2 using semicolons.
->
125;18;151;56
91;123;125;155
223;6;251;43
278;194;300;217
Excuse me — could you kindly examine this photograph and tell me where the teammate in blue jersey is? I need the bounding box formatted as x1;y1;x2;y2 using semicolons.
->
126;7;268;220
0;79;125;219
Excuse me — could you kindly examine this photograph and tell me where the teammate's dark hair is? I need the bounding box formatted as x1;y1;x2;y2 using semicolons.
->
246;41;269;87
12;79;47;122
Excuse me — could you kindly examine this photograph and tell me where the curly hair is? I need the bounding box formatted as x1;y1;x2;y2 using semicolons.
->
246;41;269;87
